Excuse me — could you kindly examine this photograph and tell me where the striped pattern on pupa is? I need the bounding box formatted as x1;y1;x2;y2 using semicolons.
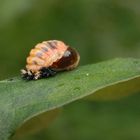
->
26;40;68;72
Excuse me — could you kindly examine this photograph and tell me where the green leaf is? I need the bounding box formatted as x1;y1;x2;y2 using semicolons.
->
86;77;140;100
0;58;140;140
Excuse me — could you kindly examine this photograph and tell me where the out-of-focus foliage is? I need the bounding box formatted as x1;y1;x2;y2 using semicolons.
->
18;94;140;140
0;0;140;79
0;0;140;140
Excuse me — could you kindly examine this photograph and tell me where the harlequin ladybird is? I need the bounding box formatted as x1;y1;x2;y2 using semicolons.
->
21;40;80;80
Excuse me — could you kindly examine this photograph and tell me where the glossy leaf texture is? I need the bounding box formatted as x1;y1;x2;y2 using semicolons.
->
0;58;140;140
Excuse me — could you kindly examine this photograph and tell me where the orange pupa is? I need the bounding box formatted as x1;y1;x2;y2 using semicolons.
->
21;40;80;80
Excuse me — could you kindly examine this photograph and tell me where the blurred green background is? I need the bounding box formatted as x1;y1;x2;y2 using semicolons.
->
0;0;140;139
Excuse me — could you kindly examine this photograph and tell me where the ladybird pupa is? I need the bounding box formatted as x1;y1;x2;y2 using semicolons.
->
21;40;80;80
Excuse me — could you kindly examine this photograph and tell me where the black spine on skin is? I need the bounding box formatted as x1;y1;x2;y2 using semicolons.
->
22;68;57;80
21;71;34;80
40;67;56;78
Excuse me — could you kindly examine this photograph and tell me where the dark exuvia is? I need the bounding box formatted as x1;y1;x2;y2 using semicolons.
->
21;68;56;80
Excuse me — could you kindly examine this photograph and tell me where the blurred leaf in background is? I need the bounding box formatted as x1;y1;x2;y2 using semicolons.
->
0;0;140;140
14;94;140;140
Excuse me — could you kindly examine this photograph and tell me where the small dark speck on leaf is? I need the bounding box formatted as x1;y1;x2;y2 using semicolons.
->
74;76;80;80
74;87;80;90
57;83;65;87
133;60;139;64
8;78;14;81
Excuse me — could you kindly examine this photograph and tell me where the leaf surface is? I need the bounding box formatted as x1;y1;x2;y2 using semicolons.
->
0;58;140;140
